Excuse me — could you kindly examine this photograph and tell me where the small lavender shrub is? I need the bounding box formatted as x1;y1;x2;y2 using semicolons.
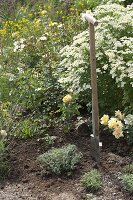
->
37;144;82;174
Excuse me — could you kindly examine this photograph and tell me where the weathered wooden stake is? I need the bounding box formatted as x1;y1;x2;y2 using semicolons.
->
84;14;102;163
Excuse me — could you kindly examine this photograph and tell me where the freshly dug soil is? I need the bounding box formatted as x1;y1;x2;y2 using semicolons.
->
0;125;133;200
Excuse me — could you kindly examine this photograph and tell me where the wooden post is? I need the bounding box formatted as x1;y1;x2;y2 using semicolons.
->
84;14;101;163
89;23;99;140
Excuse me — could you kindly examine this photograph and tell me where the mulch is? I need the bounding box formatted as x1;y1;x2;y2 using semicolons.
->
0;124;133;200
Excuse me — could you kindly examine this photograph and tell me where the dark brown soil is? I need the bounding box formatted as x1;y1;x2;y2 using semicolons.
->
0;125;133;200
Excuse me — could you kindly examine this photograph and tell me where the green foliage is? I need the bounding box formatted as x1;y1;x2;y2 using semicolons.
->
0;102;11;129
0;138;8;181
37;144;82;174
80;169;102;191
124;114;133;144
72;0;101;11
121;174;133;193
13;118;39;138
121;162;133;193
0;0;85;137
123;164;133;174
0;2;84;104
58;3;133;114
37;134;56;146
60;95;80;133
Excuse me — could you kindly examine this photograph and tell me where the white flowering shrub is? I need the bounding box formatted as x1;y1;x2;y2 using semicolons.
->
58;3;133;113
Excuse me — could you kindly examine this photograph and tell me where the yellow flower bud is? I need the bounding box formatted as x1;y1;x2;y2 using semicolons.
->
100;114;109;125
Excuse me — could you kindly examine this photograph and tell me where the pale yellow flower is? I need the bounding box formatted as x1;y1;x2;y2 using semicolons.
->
12;31;20;38
1;130;7;138
100;114;109;125
108;118;118;129
115;110;124;120
63;94;72;104
115;120;123;129
48;22;58;27
112;127;124;139
34;19;41;26
40;10;47;15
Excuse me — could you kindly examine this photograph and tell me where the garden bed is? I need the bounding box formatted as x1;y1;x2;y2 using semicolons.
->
0;125;132;200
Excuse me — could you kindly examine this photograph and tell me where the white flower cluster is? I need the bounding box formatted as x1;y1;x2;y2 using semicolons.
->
124;114;133;126
39;35;47;41
13;38;26;52
58;31;91;95
58;3;133;101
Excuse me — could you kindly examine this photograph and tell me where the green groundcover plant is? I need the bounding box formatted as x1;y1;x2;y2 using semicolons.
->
121;163;133;193
121;174;133;193
37;144;82;174
80;169;102;191
123;164;133;174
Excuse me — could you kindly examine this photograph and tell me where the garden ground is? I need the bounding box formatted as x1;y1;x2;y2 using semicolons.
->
0;122;132;200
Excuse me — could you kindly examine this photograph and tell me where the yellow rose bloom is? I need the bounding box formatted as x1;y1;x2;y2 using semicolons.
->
115;110;124;120
112;127;124;139
100;114;109;125
63;94;72;104
115;120;123;129
108;118;118;129
1;130;7;138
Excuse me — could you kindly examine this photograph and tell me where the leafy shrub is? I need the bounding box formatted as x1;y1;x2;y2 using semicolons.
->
58;3;133;114
72;0;101;11
0;0;84;112
121;174;133;193
80;169;102;191
0;0;86;137
13;118;39;138
37;144;82;174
